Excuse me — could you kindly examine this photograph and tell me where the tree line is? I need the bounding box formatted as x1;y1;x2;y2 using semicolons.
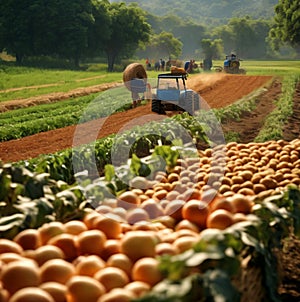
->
0;0;299;70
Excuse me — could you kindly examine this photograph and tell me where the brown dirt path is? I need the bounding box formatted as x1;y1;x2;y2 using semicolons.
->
0;74;273;163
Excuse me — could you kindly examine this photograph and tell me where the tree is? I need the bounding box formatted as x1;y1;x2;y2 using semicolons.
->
104;2;151;71
269;0;300;54
0;0;35;63
201;39;223;60
145;31;183;60
0;0;96;67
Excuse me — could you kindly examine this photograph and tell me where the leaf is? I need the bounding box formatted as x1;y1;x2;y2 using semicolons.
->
104;164;115;182
186;251;224;267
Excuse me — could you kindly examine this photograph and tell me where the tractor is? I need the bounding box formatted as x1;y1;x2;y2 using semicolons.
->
215;53;246;74
151;71;200;115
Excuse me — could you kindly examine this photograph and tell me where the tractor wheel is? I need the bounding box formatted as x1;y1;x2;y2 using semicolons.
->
184;91;197;115
152;99;166;114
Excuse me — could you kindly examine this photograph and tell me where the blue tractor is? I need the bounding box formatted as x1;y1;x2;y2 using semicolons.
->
151;73;201;115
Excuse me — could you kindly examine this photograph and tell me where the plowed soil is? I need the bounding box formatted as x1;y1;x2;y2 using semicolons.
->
0;74;273;163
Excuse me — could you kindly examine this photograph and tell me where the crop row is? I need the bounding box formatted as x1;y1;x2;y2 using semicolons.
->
0;88;132;142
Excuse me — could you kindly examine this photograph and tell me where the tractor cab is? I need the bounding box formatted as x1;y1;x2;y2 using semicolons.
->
151;72;200;115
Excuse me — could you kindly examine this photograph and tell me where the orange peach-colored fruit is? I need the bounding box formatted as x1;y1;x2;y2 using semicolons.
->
182;200;209;229
228;194;254;214
0;260;40;295
9;287;54;302
140;199;164;219
40;282;67;302
66;276;105;302
38;222;65;245
94;267;129;292
164;199;185;221
210;197;235;213
83;211;101;229
64;220;88;235
124;281;151;298
0;252;24;264
172;236;198;253
13;229;41;250
100;239;121;261
233;212;248;223
98;288;134;302
76;230;106;256
0;288;9;302
34;245;65;266
93;215;122;239
48;233;77;261
117;191;141;210
175;219;200;233
120;231;156;262
155;242;179;256
131;257;163;287
106;253;133;277
0;239;23;254
40;259;75;284
206;209;234;230
74;255;105;277
126;208;150;225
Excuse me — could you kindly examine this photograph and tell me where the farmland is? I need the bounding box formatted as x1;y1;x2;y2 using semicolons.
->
0;60;300;301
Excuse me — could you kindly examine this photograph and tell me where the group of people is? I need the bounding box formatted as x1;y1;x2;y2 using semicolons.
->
146;58;166;71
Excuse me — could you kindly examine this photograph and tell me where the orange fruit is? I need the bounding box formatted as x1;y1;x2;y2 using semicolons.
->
131;257;163;287
209;197;235;213
120;231;157;262
164;199;185;221
48;233;77;261
66;275;105;302
13;229;41;250
106;253;133;277
0;260;40;295
124;281;150;298
0;239;23;254
76;229;106;256
98;288;134;302
227;194;254;214
172;236;198;253
182;199;209;229
233;212;248;223
34;245;65;266
94;267;129;292
40;259;75;284
0;288;9;302
206;209;234;230
83;211;101;229
38;222;65;245
175;219;200;232
40;282;67;302
9;287;54;302
0;252;24;264
74;255;105;276
155;242;179;256
93;215;122;239
126;208;150;225
117;191;141;210
100;239;121;261
64;220;88;235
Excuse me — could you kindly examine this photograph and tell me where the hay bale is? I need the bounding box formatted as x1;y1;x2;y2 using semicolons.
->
123;63;147;92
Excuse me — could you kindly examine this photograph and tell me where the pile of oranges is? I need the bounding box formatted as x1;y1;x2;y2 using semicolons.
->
0;138;299;301
0;187;254;302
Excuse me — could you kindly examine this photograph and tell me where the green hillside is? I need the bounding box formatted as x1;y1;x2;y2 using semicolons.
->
114;0;278;25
